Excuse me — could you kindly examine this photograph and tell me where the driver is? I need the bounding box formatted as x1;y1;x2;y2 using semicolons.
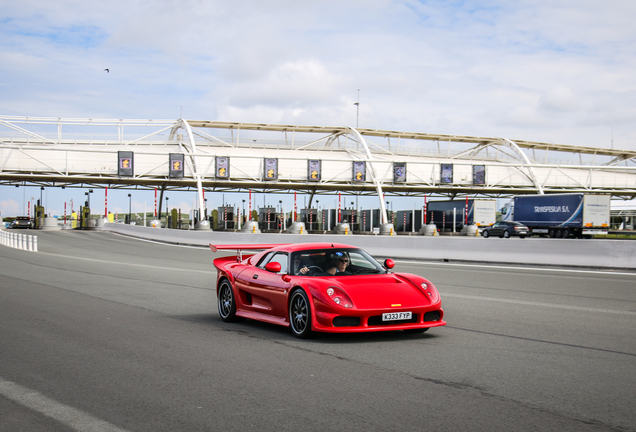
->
326;253;350;275
293;254;312;275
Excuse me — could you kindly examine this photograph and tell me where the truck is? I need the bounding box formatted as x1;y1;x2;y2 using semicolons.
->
500;193;610;238
427;199;497;232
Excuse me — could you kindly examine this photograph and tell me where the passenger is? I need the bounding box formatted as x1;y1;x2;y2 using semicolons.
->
326;254;350;275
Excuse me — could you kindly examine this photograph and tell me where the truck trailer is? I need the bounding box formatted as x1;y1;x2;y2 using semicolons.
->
427;199;496;232
501;193;610;238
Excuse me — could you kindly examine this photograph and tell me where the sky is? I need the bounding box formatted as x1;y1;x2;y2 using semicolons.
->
2;0;636;218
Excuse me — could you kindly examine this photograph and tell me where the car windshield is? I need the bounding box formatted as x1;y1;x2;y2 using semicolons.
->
290;248;386;276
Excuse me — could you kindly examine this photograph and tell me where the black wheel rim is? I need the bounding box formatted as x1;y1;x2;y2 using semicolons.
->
291;293;308;334
219;283;232;318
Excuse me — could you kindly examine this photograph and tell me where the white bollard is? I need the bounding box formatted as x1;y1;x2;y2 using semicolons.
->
33;236;38;252
11;232;15;248
28;235;33;251
21;234;26;250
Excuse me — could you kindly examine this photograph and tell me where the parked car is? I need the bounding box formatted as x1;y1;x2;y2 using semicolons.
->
482;221;528;238
9;216;33;229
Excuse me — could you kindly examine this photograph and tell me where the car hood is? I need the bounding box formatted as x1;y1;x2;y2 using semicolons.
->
322;274;431;309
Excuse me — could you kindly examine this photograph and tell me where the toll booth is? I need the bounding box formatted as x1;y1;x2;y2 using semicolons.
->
300;208;319;231
427;210;445;230
258;207;279;231
217;206;235;230
80;206;91;229
360;209;381;232
35;204;45;229
396;210;423;232
169;208;178;229
426;209;464;232
317;209;337;231
339;209;360;231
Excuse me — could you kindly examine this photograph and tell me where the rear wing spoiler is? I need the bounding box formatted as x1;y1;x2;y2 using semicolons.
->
209;243;289;261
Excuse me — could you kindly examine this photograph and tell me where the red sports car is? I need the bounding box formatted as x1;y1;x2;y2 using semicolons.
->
210;242;445;338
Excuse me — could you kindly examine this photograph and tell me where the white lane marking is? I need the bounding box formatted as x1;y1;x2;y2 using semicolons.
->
393;260;636;277
0;378;130;432
39;252;214;274
443;293;636;316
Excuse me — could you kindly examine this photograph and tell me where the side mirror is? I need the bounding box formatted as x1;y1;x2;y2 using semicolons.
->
265;262;282;273
384;258;395;269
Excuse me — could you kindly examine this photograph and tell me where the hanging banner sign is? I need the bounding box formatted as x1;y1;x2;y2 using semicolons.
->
264;158;278;180
216;156;230;179
169;153;184;178
473;165;486;185
352;161;366;182
118;151;134;177
308;159;321;181
440;163;453;184
393;162;406;182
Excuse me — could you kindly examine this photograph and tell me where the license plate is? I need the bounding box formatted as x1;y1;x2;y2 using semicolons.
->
382;311;412;321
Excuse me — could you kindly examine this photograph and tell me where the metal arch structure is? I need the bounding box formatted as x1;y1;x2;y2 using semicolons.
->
1;115;636;221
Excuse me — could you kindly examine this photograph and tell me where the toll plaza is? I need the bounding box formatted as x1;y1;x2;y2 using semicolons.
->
1;115;635;235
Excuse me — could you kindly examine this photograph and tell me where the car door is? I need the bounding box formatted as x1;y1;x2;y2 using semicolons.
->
238;252;291;318
490;222;503;236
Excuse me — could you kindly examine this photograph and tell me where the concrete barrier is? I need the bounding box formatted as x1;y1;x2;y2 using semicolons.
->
100;223;636;269
0;229;38;252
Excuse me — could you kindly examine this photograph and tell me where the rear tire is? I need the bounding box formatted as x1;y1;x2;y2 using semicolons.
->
218;279;238;322
482;230;489;238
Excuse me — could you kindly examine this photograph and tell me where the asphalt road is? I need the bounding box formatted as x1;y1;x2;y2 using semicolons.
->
1;230;635;432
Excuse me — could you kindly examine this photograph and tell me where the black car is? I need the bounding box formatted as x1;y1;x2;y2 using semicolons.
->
9;216;33;229
482;221;529;238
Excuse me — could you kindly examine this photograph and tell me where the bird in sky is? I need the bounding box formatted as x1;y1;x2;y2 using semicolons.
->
104;68;109;73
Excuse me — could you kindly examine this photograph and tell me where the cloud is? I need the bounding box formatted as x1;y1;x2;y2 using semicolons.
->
0;199;21;217
1;0;635;150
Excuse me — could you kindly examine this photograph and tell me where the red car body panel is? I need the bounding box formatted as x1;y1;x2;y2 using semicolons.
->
212;242;445;335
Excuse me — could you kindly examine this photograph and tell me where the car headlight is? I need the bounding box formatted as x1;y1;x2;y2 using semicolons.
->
326;286;353;308
422;283;439;303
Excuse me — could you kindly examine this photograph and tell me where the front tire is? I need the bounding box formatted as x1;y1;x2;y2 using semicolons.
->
289;290;312;338
218;279;238;322
503;230;510;238
482;230;489;238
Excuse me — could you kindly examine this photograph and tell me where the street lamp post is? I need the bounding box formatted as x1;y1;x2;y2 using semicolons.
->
128;193;132;224
84;189;93;211
165;197;169;228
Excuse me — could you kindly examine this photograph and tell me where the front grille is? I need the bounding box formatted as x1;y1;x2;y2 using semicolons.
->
424;311;441;322
368;314;418;326
333;316;361;327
